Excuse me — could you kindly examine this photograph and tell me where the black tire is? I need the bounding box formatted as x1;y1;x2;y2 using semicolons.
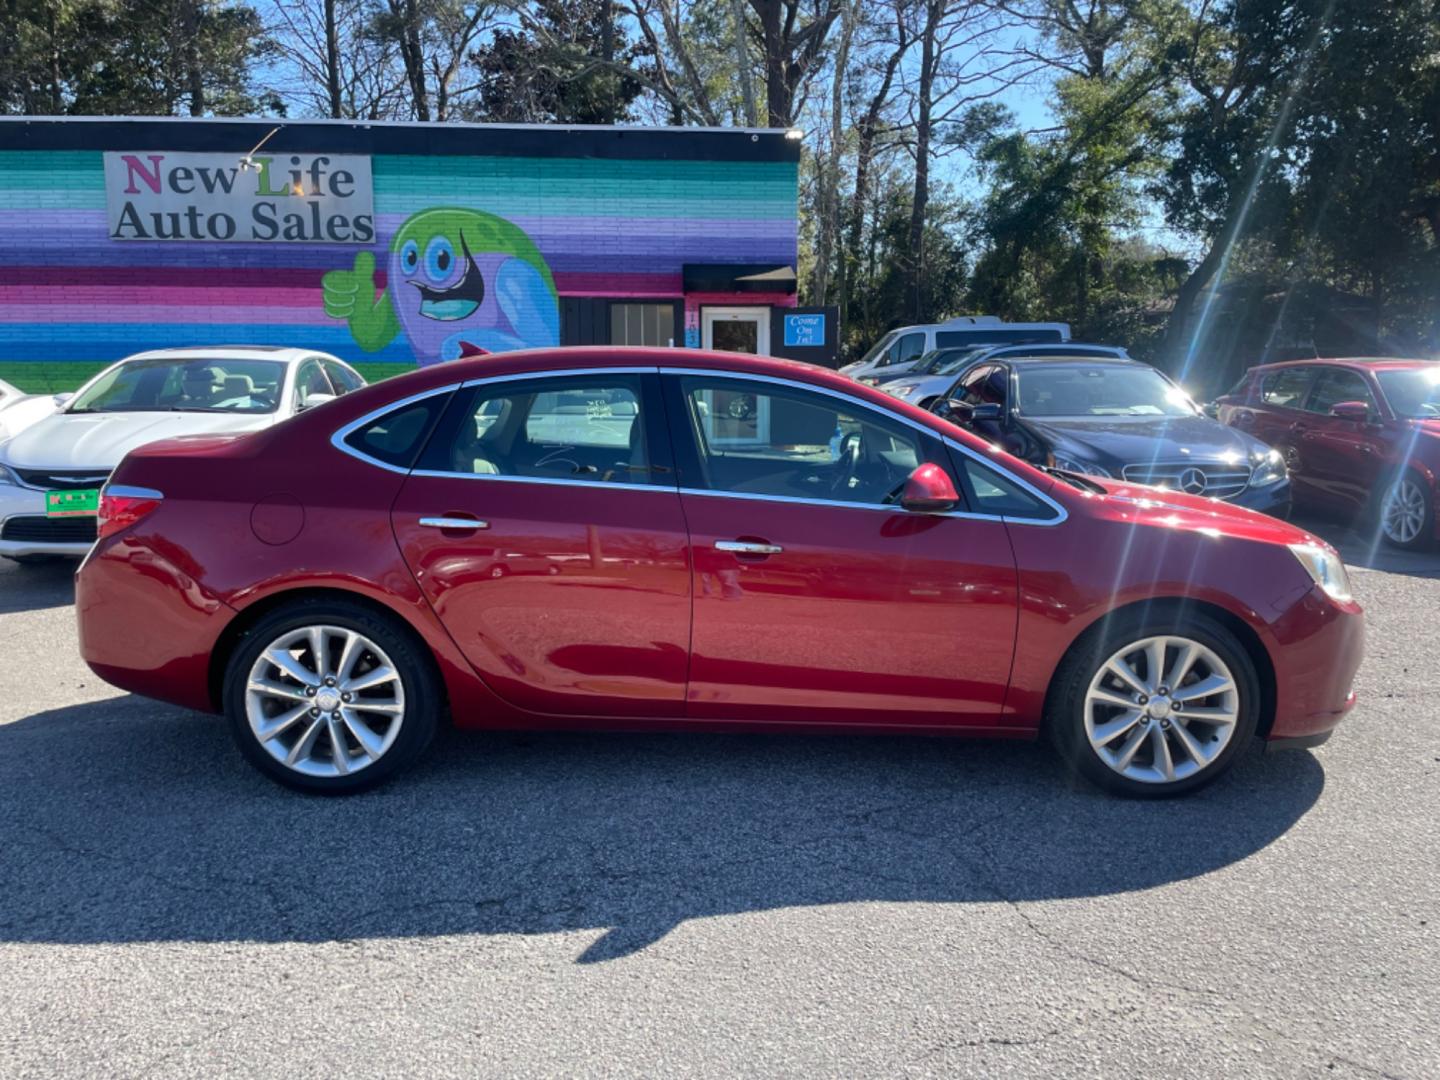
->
1047;610;1260;798
222;598;442;794
1374;470;1435;552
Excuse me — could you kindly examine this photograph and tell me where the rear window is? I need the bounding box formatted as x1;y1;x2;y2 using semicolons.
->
342;394;450;469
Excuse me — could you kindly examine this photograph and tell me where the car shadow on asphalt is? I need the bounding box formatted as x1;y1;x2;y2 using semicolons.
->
0;696;1325;962
0;558;76;614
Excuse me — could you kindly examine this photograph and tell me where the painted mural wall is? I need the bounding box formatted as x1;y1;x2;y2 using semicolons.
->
0;139;798;386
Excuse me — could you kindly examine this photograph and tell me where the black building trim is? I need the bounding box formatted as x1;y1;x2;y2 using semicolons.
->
682;263;797;294
0;117;801;164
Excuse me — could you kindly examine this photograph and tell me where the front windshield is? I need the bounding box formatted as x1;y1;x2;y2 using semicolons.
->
912;347;983;376
68;358;285;415
1376;366;1440;418
1016;364;1197;418
856;331;898;366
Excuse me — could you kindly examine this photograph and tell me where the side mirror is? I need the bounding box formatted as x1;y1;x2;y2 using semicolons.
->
52;392;73;407
899;462;960;514
1200;400;1219;419
298;392;337;412
938;400;1001;425
1329;400;1370;423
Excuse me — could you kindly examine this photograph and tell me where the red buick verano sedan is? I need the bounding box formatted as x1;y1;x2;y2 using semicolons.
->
75;348;1364;797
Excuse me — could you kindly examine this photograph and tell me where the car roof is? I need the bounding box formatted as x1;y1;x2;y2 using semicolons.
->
119;346;346;365
974;343;1126;357
1249;357;1438;373
1001;356;1146;368
331;346;977;427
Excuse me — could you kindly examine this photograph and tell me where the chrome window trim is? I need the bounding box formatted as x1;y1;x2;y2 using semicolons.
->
101;484;164;501
329;383;463;475
329;364;1068;525
459;366;659;389
660;366;1067;526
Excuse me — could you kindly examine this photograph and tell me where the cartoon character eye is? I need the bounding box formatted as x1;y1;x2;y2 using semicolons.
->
399;240;419;275
424;237;455;283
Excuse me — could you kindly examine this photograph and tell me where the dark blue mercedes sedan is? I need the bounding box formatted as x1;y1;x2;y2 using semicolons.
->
933;357;1291;516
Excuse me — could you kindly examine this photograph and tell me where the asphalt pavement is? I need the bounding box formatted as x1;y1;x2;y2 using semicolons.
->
0;514;1436;1078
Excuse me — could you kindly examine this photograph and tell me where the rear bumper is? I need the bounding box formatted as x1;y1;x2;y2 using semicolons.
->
75;534;235;713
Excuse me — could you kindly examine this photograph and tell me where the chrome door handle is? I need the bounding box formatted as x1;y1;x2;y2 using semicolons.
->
419;516;489;530
715;540;783;555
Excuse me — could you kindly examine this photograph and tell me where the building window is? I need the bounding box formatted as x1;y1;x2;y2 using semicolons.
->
611;303;676;347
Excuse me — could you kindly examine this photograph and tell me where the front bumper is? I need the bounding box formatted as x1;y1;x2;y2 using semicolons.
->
1228;478;1292;518
1266;586;1364;743
0;486;96;558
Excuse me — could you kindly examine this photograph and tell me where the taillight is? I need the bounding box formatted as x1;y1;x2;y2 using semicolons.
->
97;485;164;540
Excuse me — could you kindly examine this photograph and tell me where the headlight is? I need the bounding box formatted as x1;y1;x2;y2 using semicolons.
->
1288;543;1352;602
1251;448;1287;487
891;384;916;398
0;462;19;487
1051;454;1112;478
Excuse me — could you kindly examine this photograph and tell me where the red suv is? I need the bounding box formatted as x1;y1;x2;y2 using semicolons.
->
75;348;1364;798
1215;359;1440;549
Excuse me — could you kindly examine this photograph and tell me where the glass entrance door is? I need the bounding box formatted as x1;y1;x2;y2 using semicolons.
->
700;306;772;444
702;306;770;355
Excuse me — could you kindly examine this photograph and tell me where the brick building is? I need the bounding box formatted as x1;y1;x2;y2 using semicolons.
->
0;117;827;391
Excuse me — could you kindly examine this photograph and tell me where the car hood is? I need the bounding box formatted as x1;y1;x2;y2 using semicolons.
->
0;396;58;443
0;410;273;469
1019;413;1268;467
1086;480;1320;548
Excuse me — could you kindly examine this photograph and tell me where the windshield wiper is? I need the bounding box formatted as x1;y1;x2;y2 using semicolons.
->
1041;466;1107;494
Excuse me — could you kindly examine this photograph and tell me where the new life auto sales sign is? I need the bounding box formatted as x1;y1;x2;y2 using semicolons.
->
103;151;375;243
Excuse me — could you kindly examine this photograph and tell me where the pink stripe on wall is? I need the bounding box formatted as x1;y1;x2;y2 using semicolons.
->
552;272;682;296
0;303;334;326
0;286;325;308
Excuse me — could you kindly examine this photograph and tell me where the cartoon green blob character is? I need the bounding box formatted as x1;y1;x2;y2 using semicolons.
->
323;207;560;364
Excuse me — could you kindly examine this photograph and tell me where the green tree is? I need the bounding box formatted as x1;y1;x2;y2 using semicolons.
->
0;0;278;116
470;0;650;123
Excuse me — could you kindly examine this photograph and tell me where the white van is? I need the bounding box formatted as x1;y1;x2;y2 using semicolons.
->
840;316;1071;383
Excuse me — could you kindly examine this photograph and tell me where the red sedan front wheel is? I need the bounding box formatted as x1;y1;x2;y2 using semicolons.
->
1049;614;1260;798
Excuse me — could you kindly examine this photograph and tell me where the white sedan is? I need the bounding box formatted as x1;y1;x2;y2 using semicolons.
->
0;347;366;564
0;379;59;445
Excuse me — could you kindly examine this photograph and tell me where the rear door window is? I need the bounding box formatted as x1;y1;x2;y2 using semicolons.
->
1259;368;1315;409
418;374;668;486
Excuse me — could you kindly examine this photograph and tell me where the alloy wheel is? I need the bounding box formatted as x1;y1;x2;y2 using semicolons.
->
1380;478;1426;545
1083;635;1240;785
244;624;406;778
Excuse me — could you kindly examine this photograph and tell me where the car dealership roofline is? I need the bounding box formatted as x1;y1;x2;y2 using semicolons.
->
0;116;803;163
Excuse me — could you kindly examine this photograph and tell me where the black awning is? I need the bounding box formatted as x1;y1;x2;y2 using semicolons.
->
683;263;797;294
